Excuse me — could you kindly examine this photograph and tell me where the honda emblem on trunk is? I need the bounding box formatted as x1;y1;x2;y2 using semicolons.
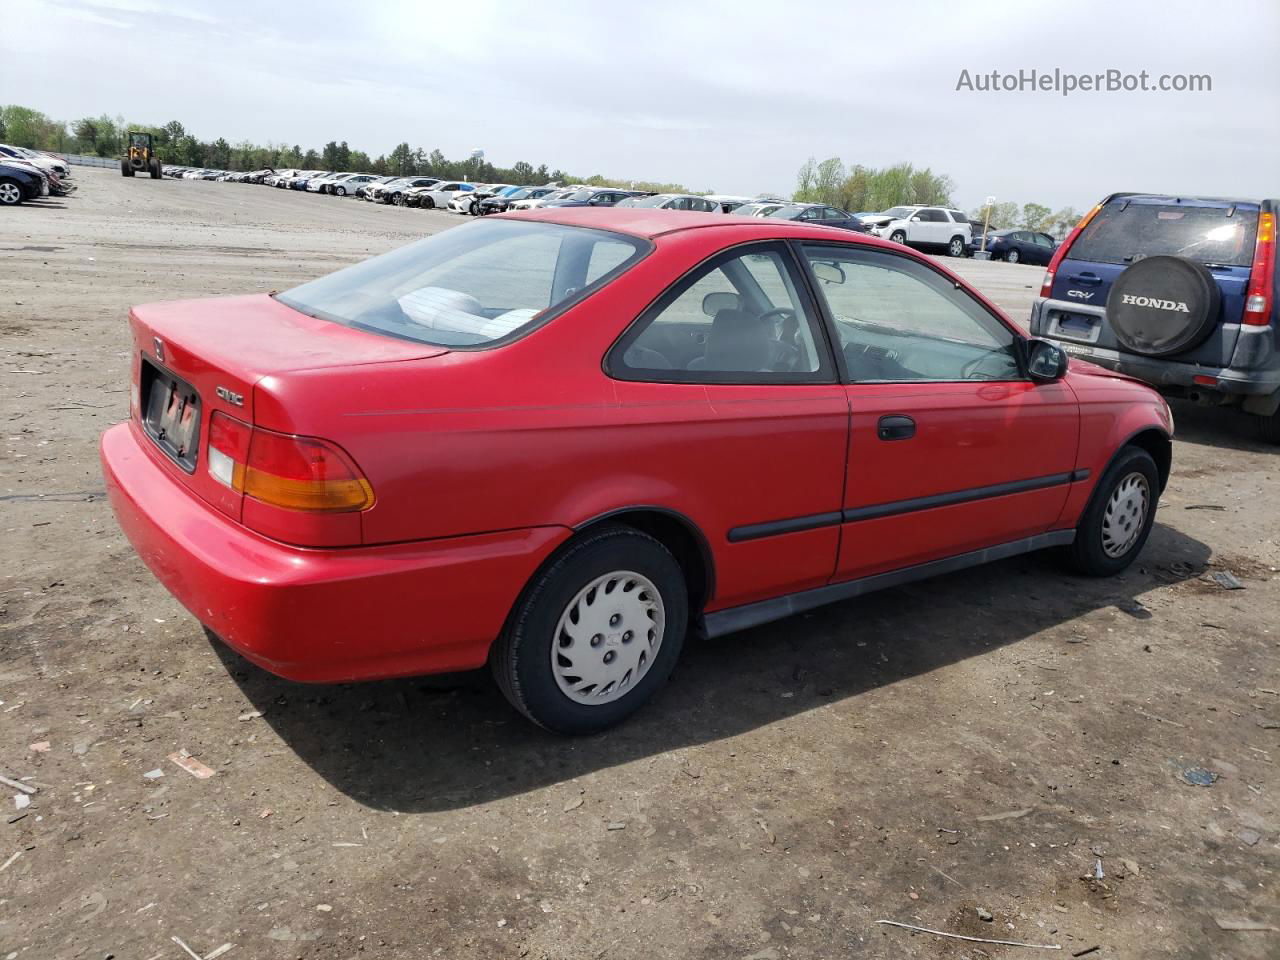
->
153;337;165;362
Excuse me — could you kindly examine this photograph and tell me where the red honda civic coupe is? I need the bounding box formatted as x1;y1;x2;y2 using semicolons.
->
101;208;1173;733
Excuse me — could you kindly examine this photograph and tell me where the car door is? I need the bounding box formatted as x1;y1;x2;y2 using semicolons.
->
1031;233;1056;265
607;242;849;608
798;243;1080;581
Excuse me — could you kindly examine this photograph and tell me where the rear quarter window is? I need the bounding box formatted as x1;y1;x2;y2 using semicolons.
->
1071;202;1259;267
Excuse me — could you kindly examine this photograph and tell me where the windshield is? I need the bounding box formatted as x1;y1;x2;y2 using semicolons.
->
566;189;595;201
506;188;532;200
277;219;647;347
1070;202;1259;267
766;206;805;220
881;207;916;219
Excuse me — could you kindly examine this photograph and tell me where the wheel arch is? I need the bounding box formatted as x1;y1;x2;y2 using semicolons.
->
1119;427;1173;493
573;506;714;615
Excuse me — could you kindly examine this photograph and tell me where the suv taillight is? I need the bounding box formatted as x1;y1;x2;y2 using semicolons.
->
1244;212;1275;326
208;412;373;512
1040;202;1103;298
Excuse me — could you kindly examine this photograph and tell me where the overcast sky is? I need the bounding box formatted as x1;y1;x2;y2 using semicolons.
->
4;0;1278;211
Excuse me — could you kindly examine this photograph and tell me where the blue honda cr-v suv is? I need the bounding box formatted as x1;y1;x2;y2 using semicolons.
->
1030;193;1278;441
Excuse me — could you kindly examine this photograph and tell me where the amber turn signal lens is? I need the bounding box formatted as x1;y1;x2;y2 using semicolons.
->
206;412;373;512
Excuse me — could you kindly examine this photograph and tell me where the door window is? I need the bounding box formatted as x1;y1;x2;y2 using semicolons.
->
802;245;1022;383
610;245;834;382
917;209;947;222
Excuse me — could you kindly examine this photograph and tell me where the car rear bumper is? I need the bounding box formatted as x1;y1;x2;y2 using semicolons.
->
1032;298;1280;396
101;421;569;683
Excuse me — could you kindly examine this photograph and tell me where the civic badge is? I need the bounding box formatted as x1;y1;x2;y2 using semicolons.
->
153;336;165;362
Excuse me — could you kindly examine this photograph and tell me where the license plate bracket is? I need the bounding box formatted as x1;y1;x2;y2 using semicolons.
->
141;357;200;473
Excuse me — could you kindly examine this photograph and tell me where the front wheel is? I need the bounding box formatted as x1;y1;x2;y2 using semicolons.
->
491;524;688;734
948;236;966;257
421;196;435;209
0;179;24;205
334;186;346;196
1066;446;1159;576
889;230;907;245
1006;248;1020;264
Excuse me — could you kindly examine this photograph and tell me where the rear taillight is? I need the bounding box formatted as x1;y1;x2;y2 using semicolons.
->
207;412;373;512
1244;212;1275;326
1041;202;1103;298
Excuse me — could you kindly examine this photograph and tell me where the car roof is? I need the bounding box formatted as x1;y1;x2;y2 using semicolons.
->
502;206;902;243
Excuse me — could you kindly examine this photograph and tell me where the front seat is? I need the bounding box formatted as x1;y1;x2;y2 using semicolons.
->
688;309;773;372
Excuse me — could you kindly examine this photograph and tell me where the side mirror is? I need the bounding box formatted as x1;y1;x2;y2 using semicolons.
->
910;216;922;222
702;291;742;317
1024;338;1069;382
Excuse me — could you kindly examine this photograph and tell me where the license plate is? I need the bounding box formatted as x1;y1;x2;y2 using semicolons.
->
141;359;200;472
1060;343;1094;357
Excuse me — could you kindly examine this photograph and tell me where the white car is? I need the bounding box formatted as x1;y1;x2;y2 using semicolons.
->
510;188;576;210
308;172;352;193
0;144;70;179
615;193;721;213
448;183;512;215
733;201;789;218
409;181;476;210
331;174;378;197
860;205;973;257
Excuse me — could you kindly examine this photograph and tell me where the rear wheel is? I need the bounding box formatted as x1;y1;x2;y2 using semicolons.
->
1006;248;1020;264
0;179;24;205
890;230;907;245
1255;410;1280;445
948;235;965;257
491;524;687;734
1066;447;1159;576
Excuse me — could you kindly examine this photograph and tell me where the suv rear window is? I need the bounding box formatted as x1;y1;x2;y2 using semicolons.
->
277;219;646;347
1070;202;1259;267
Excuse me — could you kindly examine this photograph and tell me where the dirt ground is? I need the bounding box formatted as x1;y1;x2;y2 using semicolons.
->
1;168;1277;960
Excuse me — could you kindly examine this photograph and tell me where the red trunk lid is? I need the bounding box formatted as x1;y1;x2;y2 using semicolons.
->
127;294;446;522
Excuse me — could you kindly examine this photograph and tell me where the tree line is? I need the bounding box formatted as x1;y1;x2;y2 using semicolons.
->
793;155;1082;237
0;103;691;194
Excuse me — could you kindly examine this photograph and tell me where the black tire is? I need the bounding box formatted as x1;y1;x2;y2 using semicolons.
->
1006;248;1020;264
1255;409;1280;445
1066;446;1160;576
491;524;688;735
150;159;162;179
948;235;965;257
1107;255;1221;357
889;230;907;245
0;178;24;206
334;186;346;196
422;196;435;209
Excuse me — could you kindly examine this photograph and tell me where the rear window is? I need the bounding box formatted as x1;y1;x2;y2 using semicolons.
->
1070;202;1259;267
277;219;646;347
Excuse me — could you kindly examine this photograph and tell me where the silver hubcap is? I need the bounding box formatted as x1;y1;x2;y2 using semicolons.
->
1008;250;1018;262
0;183;20;203
951;239;962;255
552;570;665;705
1101;472;1149;557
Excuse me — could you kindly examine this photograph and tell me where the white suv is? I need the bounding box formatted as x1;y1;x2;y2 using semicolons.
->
861;205;972;257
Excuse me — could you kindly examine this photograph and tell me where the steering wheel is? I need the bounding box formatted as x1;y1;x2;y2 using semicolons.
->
757;307;810;371
960;348;1011;380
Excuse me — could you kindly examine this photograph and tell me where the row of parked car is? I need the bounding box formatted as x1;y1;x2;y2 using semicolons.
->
161;164;1055;260
0;143;76;206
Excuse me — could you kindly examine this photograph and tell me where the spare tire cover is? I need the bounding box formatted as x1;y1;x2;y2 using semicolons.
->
1106;255;1221;357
